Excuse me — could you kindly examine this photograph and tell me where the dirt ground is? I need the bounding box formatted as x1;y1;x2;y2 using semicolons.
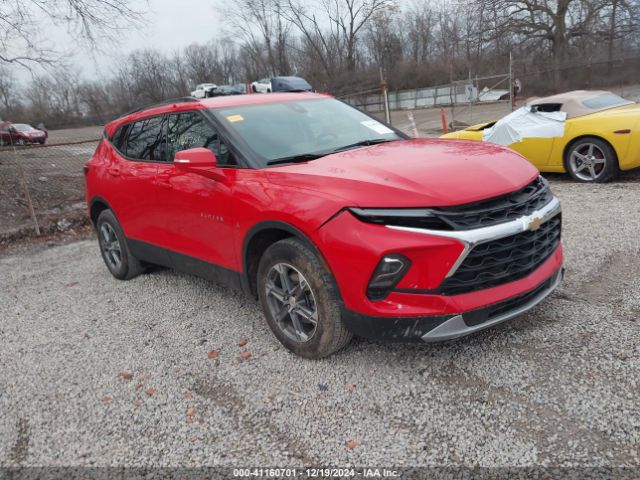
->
46;125;103;144
1;171;638;473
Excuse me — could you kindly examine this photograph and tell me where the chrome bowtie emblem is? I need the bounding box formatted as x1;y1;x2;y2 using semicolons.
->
528;216;543;231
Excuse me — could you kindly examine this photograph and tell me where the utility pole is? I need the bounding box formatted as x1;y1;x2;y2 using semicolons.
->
380;67;391;124
509;51;514;111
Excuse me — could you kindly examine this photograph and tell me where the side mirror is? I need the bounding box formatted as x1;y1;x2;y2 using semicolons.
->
174;148;224;180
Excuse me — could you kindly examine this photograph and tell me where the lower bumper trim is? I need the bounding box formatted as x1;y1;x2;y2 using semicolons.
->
341;268;563;343
421;268;563;342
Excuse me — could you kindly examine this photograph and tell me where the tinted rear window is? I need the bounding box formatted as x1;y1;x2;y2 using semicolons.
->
124;116;166;161
111;125;128;151
582;94;630;110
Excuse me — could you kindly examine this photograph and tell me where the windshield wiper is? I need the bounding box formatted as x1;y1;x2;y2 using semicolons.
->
330;138;395;153
266;138;397;166
267;153;326;166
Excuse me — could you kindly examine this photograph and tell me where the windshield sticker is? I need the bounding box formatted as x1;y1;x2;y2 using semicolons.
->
361;120;393;135
226;114;244;123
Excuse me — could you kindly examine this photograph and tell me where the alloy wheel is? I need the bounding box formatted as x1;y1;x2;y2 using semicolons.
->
569;143;607;181
264;263;318;343
99;222;122;270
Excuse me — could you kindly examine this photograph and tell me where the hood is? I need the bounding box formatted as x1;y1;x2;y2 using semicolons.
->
265;138;539;208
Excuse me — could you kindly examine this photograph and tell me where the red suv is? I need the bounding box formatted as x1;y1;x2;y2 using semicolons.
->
85;93;563;358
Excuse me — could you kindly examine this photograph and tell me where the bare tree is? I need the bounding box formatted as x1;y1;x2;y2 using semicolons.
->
601;0;640;65
23;68;84;125
0;0;146;68
4;0;640;127
222;0;291;76
401;1;435;65
125;50;174;103
477;0;611;86
182;44;219;85
365;10;403;75
282;0;396;85
0;66;18;110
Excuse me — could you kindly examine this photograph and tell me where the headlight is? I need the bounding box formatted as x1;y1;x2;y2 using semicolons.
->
366;254;411;301
349;207;452;230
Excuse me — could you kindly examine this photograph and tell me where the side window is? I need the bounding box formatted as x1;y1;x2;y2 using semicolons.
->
166;111;236;166
124;116;166;161
111;125;128;151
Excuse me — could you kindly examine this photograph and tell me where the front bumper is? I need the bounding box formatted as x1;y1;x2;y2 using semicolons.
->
342;268;563;343
315;195;563;318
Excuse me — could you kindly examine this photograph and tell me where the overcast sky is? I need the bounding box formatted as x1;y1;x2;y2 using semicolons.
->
23;0;223;80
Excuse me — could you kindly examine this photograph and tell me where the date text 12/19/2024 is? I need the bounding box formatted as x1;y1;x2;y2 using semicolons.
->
233;468;400;478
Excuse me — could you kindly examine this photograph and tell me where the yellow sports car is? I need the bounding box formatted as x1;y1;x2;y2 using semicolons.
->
441;90;640;182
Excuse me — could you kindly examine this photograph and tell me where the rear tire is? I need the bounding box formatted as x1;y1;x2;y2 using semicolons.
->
96;210;145;280
564;137;618;183
257;238;352;358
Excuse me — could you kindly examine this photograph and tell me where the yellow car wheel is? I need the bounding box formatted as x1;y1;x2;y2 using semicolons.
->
565;137;619;183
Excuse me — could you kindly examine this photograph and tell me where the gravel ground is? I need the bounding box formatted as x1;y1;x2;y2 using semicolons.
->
0;174;639;472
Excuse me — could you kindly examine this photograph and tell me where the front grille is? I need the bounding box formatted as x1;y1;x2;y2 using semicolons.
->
432;177;552;230
350;177;552;232
463;271;558;327
439;214;561;295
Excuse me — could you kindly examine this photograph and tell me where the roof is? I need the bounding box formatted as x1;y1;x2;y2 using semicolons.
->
200;91;329;108
526;90;633;118
105;92;332;137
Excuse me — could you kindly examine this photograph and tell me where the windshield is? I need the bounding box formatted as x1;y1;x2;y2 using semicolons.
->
214;98;404;167
13;124;35;132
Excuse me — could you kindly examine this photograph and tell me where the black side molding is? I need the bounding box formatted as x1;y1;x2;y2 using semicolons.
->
127;239;243;292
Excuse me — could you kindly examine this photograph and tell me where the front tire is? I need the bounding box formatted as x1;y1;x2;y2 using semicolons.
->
565;137;618;183
257;238;352;358
96;210;145;280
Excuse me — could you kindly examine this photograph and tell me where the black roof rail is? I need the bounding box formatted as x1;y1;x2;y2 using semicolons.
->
119;97;199;118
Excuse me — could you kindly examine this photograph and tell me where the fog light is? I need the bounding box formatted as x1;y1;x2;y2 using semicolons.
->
366;254;411;301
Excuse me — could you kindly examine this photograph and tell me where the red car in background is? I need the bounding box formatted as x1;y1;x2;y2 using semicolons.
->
85;93;563;358
0;122;48;145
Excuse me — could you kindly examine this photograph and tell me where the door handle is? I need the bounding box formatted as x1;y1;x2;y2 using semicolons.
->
107;167;120;177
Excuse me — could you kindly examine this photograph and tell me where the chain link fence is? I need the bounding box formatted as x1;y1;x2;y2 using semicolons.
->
0;137;100;241
341;73;512;114
340;55;640;126
514;55;640;99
